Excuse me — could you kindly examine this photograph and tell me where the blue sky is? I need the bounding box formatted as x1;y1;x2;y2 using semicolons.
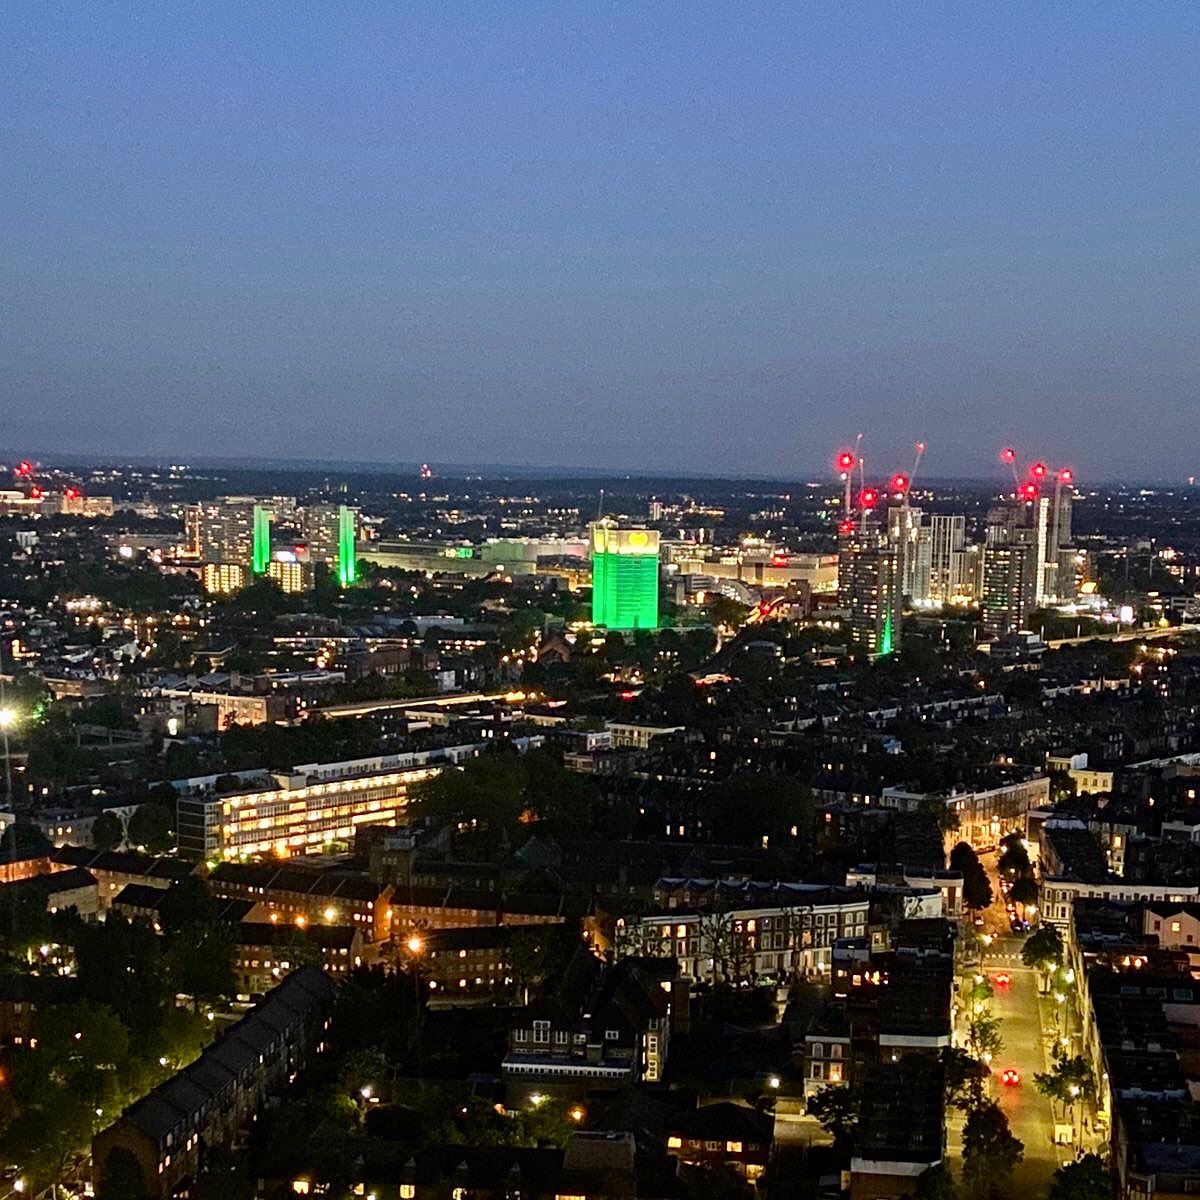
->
2;3;1198;480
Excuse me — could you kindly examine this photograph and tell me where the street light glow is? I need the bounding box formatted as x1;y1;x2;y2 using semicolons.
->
406;935;423;955
0;707;16;730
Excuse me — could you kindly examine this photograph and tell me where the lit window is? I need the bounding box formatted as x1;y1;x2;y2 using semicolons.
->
726;1141;743;1153
401;1188;415;1199
667;1136;682;1149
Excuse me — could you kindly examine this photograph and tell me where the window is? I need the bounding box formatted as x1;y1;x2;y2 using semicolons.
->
726;1141;743;1153
401;1188;415;1199
811;1042;824;1058
605;1029;619;1041
831;1044;843;1059
533;1020;550;1044
667;1136;682;1150
1173;921;1183;933
514;1029;528;1043
811;1063;823;1079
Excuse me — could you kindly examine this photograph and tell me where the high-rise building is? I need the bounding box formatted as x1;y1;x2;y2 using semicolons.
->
842;524;903;656
982;504;1039;637
927;514;967;603
196;497;279;571
1034;485;1077;605
302;504;359;586
591;522;660;630
886;505;929;602
267;559;309;594
201;562;246;595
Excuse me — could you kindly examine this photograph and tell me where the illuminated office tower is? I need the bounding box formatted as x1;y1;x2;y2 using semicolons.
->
982;504;1039;637
843;524;903;656
591;521;660;630
927;514;967;603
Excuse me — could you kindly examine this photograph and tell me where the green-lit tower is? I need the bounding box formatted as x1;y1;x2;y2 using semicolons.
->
337;505;358;587
591;522;660;630
251;504;271;575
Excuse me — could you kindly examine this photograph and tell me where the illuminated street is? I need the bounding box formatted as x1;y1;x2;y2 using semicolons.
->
983;939;1061;1191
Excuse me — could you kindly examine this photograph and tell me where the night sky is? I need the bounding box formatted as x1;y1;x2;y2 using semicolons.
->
3;4;1198;480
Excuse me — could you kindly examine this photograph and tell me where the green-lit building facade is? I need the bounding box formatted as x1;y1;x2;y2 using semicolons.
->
591;522;660;630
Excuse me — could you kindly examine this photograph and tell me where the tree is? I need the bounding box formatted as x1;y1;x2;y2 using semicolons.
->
127;802;175;854
156;875;217;934
961;1101;1023;1199
949;842;979;874
940;1047;989;1112
949;841;993;913
91;810;124;851
1009;874;1039;910
966;1010;1003;1061
167;924;235;1010
997;833;1031;876
1048;1154;1114;1200
806;1084;860;1151
1022;924;1064;986
911;1163;957;1200
0;821;51;853
1035;1055;1096;1123
96;1146;153;1200
701;773;815;853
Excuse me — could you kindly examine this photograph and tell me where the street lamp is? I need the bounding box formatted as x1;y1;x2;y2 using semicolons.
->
406;935;423;956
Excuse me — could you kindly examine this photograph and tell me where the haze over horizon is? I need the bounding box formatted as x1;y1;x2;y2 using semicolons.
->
3;4;1198;480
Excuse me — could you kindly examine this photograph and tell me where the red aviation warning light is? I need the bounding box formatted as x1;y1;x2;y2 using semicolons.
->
890;473;910;494
836;451;856;473
1030;462;1047;480
859;487;879;510
64;486;80;500
1000;447;1016;465
14;461;32;478
30;486;42;499
1019;482;1038;502
838;519;856;536
1059;468;1074;485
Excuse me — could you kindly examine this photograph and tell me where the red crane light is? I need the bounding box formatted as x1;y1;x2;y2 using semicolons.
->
836;451;855;472
1000;447;1016;465
1030;462;1047;479
15;460;32;477
859;487;879;509
1059;468;1074;485
838;519;856;536
1019;482;1038;502
30;486;42;499
890;473;910;493
64;487;79;500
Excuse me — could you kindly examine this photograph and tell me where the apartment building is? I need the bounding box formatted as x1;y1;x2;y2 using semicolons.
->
92;967;335;1199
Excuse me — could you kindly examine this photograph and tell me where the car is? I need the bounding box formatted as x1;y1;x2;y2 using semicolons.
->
1001;1068;1021;1086
994;972;1011;987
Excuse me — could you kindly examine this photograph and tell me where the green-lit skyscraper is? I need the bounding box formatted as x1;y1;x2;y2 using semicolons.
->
251;504;271;575
591;522;660;630
337;505;358;587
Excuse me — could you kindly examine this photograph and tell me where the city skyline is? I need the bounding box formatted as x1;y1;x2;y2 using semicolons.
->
4;4;1199;478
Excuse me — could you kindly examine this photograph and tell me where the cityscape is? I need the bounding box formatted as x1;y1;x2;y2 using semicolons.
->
3;5;1200;1200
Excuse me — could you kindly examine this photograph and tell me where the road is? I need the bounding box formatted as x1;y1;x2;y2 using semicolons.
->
983;939;1062;1191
